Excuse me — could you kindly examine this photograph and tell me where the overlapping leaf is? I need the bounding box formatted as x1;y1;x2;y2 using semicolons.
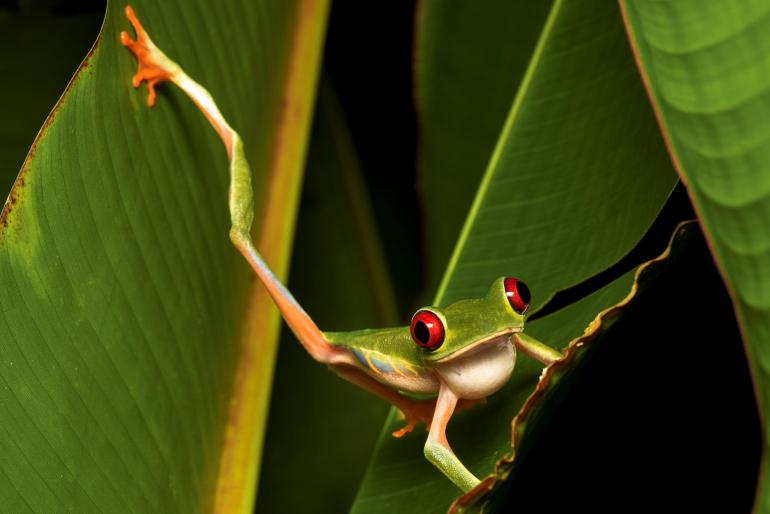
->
620;1;770;510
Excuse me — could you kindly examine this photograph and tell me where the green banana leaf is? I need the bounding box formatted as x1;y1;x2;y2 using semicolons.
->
0;1;326;512
415;0;552;291
352;0;678;510
620;1;770;510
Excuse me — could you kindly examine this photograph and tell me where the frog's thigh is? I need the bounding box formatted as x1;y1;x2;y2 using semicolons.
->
332;364;436;436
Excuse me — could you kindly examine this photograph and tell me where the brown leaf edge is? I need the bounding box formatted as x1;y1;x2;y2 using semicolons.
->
447;219;698;514
0;16;103;234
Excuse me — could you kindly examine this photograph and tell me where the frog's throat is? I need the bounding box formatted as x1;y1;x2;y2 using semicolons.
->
435;335;516;400
433;327;522;364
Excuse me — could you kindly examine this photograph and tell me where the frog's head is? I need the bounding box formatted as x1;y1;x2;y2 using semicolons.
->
411;277;530;363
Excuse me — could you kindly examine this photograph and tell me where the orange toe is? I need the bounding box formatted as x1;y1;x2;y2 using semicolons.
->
391;424;414;438
121;5;173;107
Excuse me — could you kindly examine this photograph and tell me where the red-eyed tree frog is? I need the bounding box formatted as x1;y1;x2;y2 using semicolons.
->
121;6;564;492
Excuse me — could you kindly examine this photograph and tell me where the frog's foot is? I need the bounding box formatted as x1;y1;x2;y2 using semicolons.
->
392;396;485;438
331;364;436;438
120;5;179;106
392;398;436;438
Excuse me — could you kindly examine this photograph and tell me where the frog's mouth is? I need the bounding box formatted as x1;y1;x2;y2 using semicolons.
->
434;333;517;399
434;327;521;364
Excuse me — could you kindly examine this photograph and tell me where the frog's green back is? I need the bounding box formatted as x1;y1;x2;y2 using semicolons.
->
326;327;425;373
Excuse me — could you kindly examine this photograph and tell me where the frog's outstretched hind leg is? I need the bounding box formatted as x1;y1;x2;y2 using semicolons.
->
121;5;345;365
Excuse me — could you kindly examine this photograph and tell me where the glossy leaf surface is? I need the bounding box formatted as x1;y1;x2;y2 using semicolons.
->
0;1;321;512
415;0;553;290
620;1;770;510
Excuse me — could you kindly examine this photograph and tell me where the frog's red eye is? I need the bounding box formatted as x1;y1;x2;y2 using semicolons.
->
410;310;445;351
504;277;530;314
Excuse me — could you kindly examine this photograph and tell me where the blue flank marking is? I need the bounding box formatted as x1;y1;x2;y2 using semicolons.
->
351;348;368;367
369;354;394;373
351;348;394;374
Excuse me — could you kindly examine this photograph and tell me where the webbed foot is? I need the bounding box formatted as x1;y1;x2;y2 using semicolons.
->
392;398;436;438
120;5;179;106
391;395;485;438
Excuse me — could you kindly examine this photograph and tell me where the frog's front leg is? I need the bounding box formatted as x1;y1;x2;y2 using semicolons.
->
424;383;481;491
514;332;563;365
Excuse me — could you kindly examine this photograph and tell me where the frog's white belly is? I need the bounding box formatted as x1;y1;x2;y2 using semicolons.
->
435;336;515;399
